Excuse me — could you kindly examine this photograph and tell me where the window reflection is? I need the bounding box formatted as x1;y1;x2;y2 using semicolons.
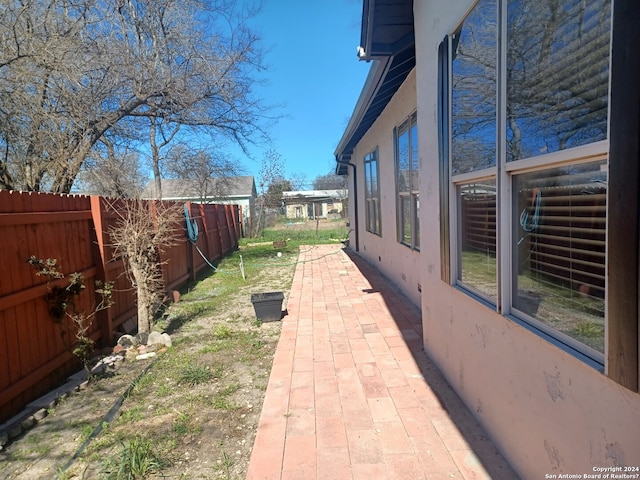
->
395;113;419;249
451;0;497;175
506;0;611;161
365;150;381;235
458;180;497;299
513;161;606;352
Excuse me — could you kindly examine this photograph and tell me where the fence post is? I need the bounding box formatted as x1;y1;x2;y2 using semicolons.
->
214;204;223;254
238;205;245;238
224;205;234;249
232;205;240;246
90;196;114;346
196;203;207;264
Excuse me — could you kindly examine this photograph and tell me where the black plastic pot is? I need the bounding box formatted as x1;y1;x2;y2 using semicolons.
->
251;291;284;322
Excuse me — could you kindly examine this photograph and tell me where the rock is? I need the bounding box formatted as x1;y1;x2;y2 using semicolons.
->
161;333;172;348
125;349;138;361
136;352;156;361
147;331;165;347
8;423;22;439
33;409;47;421
90;355;121;375
135;332;149;345
117;334;136;348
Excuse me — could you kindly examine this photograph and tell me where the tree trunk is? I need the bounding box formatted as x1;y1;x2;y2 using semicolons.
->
131;262;153;334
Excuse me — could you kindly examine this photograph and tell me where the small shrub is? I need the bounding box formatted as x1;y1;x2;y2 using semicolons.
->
27;256;113;375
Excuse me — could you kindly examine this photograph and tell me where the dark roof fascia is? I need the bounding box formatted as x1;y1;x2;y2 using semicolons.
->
361;0;374;59
334;57;392;174
334;44;415;175
358;0;414;62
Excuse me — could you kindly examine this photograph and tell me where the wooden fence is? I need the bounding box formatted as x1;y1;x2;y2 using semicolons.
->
0;191;240;422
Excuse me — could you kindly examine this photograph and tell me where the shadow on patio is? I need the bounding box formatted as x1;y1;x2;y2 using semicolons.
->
246;244;518;480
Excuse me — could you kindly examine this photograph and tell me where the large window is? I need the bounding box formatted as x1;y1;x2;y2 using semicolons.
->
444;0;611;363
364;149;381;235
451;0;497;299
395;112;420;249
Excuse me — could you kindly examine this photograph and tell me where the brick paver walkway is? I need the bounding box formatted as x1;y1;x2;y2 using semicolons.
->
246;245;517;480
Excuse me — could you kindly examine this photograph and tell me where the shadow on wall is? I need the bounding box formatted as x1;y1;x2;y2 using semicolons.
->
342;248;520;479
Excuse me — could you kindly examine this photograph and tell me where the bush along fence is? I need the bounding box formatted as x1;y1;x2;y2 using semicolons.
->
0;190;240;423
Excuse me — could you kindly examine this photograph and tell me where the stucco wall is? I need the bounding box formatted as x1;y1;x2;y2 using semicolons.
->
412;0;640;477
350;69;422;308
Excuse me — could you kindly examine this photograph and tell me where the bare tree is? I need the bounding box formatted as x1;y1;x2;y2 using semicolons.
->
76;140;147;198
289;172;308;190
0;0;269;193
149;118;181;200
108;199;183;334
253;149;286;234
312;173;347;190
163;143;243;202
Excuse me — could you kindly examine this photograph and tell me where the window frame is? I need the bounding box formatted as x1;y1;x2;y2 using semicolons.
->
394;112;420;250
443;0;612;367
606;0;640;391
364;148;381;236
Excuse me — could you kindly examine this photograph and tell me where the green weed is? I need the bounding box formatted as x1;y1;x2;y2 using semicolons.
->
101;436;164;480
173;412;191;437
572;321;604;338
156;383;172;397
213;324;233;339
215;451;234;479
119;405;143;423
179;364;213;386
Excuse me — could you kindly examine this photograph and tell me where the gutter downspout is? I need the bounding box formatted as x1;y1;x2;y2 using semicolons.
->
336;157;359;252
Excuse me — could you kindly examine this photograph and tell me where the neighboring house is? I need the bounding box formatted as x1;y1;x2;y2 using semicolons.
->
281;190;346;219
142;176;257;232
335;0;640;477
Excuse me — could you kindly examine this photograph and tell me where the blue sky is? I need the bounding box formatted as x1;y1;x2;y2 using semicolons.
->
236;0;370;189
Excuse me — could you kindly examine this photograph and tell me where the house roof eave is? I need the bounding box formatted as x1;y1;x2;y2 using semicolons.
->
335;0;415;176
334;45;415;175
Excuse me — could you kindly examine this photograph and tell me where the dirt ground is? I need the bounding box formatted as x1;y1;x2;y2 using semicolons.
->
0;243;300;479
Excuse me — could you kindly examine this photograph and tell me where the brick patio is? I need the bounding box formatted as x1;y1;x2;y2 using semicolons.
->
246;245;518;479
